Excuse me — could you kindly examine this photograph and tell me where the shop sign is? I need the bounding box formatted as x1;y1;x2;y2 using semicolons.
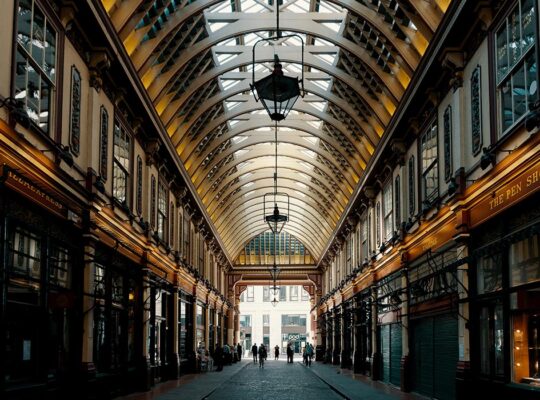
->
2;165;67;218
470;159;540;228
288;334;300;340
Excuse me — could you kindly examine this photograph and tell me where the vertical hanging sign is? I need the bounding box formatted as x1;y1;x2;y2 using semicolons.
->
70;66;81;155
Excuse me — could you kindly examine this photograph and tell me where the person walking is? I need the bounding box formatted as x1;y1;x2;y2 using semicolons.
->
214;343;223;371
286;343;293;363
252;343;258;363
237;342;242;361
306;343;313;366
258;344;267;368
274;345;280;360
223;343;231;365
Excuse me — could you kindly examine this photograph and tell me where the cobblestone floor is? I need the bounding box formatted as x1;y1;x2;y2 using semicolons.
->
205;359;343;400
116;357;427;400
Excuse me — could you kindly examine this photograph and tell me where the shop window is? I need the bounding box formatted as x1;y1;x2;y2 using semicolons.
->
157;181;168;241
511;288;540;386
10;226;41;282
113;120;131;205
509;234;540;287
421;120;439;205
495;0;537;134
49;244;71;289
477;253;503;294
383;181;393;241
14;0;57;134
479;301;505;377
282;315;307;326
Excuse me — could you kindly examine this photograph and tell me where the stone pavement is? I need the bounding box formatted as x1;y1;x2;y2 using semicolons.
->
116;358;427;400
305;362;427;400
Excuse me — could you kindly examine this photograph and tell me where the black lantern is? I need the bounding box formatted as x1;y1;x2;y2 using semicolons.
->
251;55;301;121
264;197;289;234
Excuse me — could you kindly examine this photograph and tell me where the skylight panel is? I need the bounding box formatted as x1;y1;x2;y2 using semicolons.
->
235;149;249;157
310;79;330;90
244;191;255;197
209;1;235;13
229;120;242;127
240;172;253;179
306;120;322;129
216;52;239;64
241;0;269;13
232;136;249;144
312;38;334;47
242;182;254;188
221;79;242;90
303;136;319;145
295;181;308;189
225;101;242;111
216;38;238;46
313;53;336;65
209;22;229;33
320;22;341;33
237;161;250;169
317;0;343;13
298;161;313;170
295;190;307;197
309;101;326;112
301;149;316;159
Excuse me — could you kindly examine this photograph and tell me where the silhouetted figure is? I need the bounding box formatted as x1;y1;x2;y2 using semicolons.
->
252;343;258;363
274;345;280;360
237;343;242;360
214;344;223;371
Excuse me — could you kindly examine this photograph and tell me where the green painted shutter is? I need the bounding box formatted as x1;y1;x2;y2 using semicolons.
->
412;314;458;400
380;325;390;383
390;323;402;386
413;318;434;396
433;314;458;400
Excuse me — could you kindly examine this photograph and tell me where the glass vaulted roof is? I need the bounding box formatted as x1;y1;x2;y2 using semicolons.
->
103;0;451;264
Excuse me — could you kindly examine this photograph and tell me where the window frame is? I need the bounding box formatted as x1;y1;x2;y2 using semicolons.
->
420;120;439;206
12;0;61;137
382;180;393;242
493;0;538;137
112;118;132;207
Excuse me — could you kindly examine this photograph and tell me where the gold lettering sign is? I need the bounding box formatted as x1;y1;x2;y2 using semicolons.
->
471;159;540;228
4;167;66;218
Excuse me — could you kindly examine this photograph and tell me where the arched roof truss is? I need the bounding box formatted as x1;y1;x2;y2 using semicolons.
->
102;0;451;263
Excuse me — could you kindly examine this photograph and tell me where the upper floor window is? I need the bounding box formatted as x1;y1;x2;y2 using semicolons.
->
421;121;438;205
394;175;401;228
408;156;415;217
263;314;269;326
360;215;368;261
263;286;270;302
246;286;254;302
157;181;168;241
496;0;537;134
112;120;131;205
375;201;381;247
383;181;393;241
290;286;298;301
301;288;310;301
280;286;287;301
15;0;57;134
240;315;251;328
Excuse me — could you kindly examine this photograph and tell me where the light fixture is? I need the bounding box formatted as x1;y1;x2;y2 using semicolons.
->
250;0;305;121
271;297;279;307
480;147;496;170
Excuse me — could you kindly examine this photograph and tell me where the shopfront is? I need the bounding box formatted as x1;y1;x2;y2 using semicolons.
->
408;247;459;400
353;289;372;375
178;291;193;373
0;169;83;400
341;300;353;368
376;271;402;387
470;193;540;399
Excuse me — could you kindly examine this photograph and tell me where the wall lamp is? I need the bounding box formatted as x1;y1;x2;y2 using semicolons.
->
0;97;31;128
525;101;540;132
480;146;513;170
42;145;74;167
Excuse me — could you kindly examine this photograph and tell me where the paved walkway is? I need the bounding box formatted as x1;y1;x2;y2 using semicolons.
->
116;358;427;400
